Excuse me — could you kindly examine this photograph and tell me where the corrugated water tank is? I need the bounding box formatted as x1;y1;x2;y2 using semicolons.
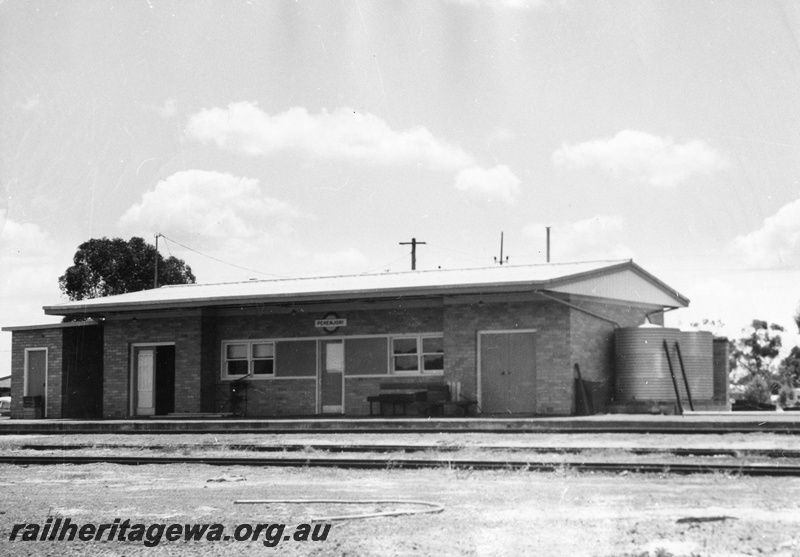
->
615;325;681;401
679;331;714;400
615;326;715;402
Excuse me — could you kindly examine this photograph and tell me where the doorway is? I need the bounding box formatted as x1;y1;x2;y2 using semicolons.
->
479;330;537;414
24;348;48;417
319;339;344;414
132;344;175;417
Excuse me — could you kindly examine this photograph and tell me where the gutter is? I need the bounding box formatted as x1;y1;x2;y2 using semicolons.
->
645;305;679;324
533;290;622;328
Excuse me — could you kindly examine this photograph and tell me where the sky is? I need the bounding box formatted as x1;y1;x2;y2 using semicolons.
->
2;0;800;377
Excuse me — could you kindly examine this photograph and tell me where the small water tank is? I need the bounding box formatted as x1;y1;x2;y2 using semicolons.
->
615;326;682;401
615;325;715;403
679;331;713;400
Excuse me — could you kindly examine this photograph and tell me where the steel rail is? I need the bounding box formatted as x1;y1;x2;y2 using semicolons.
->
12;443;800;459
3;424;800;435
2;454;800;476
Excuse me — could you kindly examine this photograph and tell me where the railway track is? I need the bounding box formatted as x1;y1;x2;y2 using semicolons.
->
2;453;800;477
11;442;800;459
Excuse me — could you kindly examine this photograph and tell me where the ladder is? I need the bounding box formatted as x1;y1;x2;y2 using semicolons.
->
663;339;695;414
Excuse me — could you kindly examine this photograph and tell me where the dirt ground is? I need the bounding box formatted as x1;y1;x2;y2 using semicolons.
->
2;461;800;557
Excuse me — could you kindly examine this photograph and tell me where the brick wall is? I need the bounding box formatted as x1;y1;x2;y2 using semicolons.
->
243;379;317;416
209;305;443;416
199;313;219;413
568;297;662;413
8;329;63;419
344;375;442;416
103;313;202;418
93;296;672;418
443;298;571;415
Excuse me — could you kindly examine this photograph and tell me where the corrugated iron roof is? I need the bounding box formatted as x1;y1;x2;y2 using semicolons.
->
42;259;689;316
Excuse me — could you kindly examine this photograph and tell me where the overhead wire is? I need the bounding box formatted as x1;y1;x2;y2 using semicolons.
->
359;252;414;275
158;234;291;279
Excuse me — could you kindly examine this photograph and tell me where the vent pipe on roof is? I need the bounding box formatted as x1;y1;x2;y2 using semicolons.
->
494;232;509;265
546;226;551;263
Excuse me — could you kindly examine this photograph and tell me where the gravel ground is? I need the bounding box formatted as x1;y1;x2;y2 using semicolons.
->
3;432;800;556
2;463;800;557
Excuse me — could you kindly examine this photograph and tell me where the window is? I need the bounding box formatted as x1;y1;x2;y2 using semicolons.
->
391;335;444;374
223;341;274;378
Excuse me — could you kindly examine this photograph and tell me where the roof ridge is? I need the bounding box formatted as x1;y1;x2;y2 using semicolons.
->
159;259;632;289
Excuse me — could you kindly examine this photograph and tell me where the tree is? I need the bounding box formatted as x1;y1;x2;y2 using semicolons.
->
779;346;800;388
730;319;784;383
59;237;195;302
795;303;800;333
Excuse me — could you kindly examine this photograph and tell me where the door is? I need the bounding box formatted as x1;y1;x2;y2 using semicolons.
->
479;331;537;414
135;348;156;416
133;345;176;417
320;340;344;414
25;349;47;416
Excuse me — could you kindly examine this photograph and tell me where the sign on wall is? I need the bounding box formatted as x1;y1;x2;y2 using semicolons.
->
315;313;346;334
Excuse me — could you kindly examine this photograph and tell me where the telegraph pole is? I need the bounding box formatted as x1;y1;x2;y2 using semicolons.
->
399;237;426;270
153;233;161;288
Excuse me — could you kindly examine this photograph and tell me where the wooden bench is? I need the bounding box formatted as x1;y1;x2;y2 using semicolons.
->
367;382;450;416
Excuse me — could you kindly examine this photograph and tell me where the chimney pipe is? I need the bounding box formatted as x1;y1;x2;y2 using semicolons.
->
546;226;551;263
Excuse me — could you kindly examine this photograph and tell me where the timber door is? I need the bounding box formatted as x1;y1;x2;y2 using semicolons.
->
479;331;537;414
25;348;48;416
320;340;344;414
134;347;156;416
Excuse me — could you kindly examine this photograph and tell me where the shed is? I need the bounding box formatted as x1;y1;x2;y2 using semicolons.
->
5;260;690;418
1;321;103;418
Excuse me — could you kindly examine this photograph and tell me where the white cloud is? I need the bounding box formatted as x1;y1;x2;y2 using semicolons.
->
1;210;57;263
454;165;521;204
730;198;800;268
522;215;634;262
186;103;474;170
118;170;302;247
552;130;729;187
187;102;525;203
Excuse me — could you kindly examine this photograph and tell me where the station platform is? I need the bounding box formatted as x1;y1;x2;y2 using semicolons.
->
1;412;799;435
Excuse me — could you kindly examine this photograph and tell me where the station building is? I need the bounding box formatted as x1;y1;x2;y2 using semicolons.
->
4;260;726;420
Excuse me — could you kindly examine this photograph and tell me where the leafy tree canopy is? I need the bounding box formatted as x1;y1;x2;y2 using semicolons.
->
730;319;784;384
779;346;800;388
59;237;195;302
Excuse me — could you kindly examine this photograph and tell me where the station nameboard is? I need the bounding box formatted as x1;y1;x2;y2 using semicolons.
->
315;318;347;329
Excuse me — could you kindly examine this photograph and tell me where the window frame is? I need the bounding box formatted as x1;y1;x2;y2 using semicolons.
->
220;333;445;380
221;340;275;379
390;334;444;376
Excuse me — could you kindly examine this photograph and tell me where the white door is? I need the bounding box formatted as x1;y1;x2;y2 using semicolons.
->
135;348;155;416
320;340;344;414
